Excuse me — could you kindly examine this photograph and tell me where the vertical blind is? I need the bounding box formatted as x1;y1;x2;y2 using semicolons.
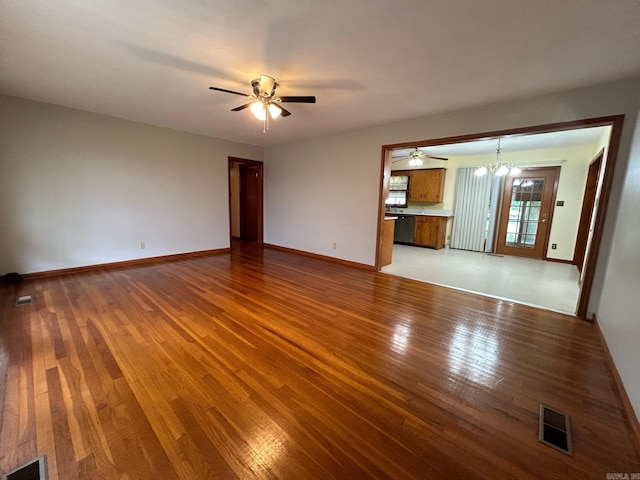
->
485;175;503;253
450;167;494;252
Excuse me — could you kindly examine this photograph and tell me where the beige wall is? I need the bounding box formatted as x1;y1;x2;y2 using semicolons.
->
595;109;640;425
0;95;263;274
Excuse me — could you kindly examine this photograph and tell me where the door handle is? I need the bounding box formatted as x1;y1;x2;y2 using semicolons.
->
539;218;547;223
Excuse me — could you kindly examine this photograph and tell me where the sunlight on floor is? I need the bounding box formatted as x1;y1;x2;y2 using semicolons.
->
381;245;580;314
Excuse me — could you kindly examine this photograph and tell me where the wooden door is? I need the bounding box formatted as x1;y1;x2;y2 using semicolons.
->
495;167;559;258
240;165;259;240
573;151;602;272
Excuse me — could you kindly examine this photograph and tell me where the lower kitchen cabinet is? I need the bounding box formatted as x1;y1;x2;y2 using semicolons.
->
380;218;396;267
415;216;447;249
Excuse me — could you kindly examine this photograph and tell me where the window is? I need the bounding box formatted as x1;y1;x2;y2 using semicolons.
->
386;190;408;207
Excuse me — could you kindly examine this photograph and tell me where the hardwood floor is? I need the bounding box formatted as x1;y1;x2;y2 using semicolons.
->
1;244;638;479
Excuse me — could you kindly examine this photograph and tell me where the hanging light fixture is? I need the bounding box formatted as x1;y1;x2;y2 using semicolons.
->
408;148;425;167
474;139;522;177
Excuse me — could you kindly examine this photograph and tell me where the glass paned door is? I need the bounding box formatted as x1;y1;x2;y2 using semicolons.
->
504;178;544;248
496;167;559;259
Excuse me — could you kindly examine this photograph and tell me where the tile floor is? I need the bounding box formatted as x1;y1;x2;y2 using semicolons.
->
381;245;580;314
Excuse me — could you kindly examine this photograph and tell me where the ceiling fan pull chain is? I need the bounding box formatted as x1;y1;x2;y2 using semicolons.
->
264;105;268;133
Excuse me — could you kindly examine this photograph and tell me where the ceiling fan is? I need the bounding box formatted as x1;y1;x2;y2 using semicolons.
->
209;74;316;131
392;148;448;166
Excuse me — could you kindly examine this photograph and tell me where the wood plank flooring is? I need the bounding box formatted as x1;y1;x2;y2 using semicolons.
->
1;244;638;479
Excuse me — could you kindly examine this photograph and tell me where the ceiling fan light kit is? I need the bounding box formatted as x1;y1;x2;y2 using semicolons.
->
392;148;449;165
408;148;425;166
209;74;316;133
249;101;282;120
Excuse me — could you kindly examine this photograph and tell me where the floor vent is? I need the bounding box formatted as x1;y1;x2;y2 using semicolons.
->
539;405;573;455
16;295;32;306
2;456;47;480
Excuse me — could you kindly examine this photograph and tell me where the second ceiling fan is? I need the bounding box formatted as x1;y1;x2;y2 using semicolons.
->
392;148;448;166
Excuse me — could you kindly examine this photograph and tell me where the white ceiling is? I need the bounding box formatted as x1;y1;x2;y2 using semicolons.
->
1;1;640;147
392;126;609;158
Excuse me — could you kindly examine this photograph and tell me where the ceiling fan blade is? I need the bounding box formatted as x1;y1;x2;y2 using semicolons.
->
426;155;448;161
209;86;248;97
279;96;316;103
231;102;254;112
278;105;292;117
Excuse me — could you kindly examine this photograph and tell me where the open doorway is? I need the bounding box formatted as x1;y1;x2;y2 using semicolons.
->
376;116;623;318
228;157;264;249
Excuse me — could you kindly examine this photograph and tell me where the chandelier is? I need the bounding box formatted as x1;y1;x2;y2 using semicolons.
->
474;139;521;177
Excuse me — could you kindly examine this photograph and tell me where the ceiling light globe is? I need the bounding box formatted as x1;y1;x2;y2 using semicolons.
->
474;166;487;177
268;103;282;119
250;102;266;120
509;166;522;176
496;165;510;176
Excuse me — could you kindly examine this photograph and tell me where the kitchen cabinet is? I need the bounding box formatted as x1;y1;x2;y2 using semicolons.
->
392;168;446;203
408;168;446;203
415;216;447;249
380;217;396;267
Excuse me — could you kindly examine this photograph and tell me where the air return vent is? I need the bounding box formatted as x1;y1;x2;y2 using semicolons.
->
2;456;47;480
16;295;32;306
539;405;573;455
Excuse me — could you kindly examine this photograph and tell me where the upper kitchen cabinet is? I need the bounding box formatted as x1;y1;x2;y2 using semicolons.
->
405;168;446;203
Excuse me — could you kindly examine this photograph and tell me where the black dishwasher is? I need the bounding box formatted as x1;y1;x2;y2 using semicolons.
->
393;215;416;245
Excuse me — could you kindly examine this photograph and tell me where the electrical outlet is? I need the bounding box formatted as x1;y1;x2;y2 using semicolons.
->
332;242;337;249
139;242;145;249
551;243;557;249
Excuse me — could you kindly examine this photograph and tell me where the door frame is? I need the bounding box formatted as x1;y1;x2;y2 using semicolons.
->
376;115;625;319
495;166;560;259
573;149;604;272
228;157;264;248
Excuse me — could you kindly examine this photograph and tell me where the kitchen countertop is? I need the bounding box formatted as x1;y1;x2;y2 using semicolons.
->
385;208;454;217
